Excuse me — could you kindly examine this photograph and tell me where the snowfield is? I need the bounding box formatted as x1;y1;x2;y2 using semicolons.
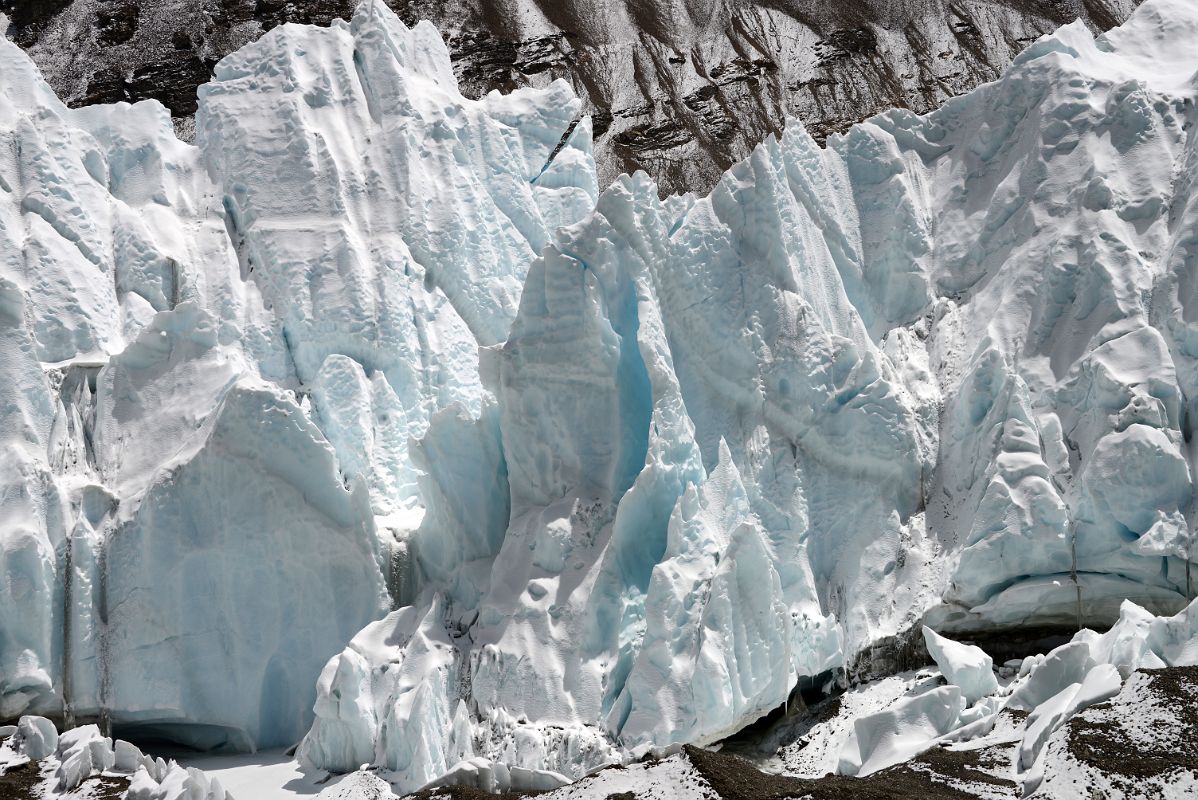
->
2;0;1198;796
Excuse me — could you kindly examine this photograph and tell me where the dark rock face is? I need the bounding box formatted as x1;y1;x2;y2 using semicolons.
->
95;1;138;45
1;0;73;30
1;0;1141;195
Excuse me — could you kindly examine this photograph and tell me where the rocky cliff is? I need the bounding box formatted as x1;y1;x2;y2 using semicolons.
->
1;0;1140;194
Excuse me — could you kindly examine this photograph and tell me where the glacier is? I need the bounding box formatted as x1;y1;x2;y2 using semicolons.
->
299;0;1198;788
792;597;1198;794
0;0;594;752
1;0;1198;794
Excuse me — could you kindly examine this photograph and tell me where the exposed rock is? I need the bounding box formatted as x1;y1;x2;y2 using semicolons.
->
1037;666;1198;797
0;0;1141;194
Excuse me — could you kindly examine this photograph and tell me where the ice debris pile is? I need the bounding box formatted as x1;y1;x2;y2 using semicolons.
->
2;0;1198;792
783;599;1198;796
0;715;230;799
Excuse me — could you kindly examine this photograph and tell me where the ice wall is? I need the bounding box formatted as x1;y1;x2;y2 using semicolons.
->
2;0;1197;789
0;0;596;748
302;0;1198;788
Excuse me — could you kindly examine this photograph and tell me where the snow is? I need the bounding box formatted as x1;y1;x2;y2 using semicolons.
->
178;750;333;800
2;0;1198;794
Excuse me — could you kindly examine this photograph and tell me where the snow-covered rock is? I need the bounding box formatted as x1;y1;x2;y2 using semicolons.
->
745;601;1197;796
535;750;715;800
4;0;1142;196
1035;666;1198;798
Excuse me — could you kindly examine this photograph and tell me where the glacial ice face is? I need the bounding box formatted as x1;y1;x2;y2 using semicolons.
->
0;0;595;748
302;0;1198;787
3;0;1198;790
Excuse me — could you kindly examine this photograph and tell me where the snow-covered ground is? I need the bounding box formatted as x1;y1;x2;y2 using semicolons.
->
2;0;1198;796
174;752;311;800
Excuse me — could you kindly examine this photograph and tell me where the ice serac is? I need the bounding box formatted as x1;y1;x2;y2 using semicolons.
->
0;0;596;750
5;0;1198;791
838;685;964;776
303;0;1198;786
193;0;595;560
925;0;1198;632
